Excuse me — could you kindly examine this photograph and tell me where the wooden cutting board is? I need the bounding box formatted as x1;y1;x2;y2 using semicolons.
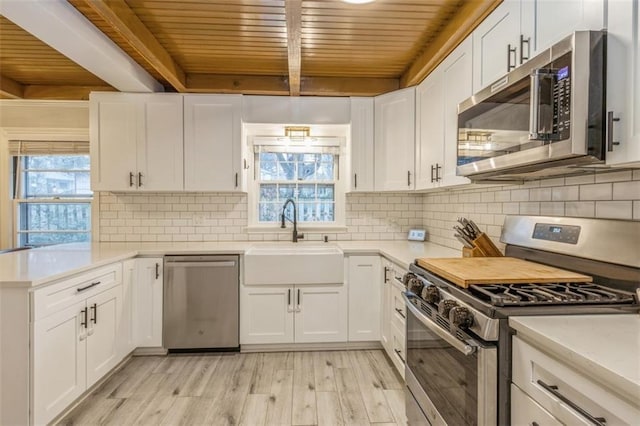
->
416;257;592;288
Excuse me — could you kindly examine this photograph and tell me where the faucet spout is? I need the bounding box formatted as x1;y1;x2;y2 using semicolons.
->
281;198;304;242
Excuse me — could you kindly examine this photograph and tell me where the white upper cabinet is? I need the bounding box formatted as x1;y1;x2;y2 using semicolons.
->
473;0;604;92
184;94;244;191
441;37;473;188
90;92;183;192
374;87;416;191
350;97;375;192
415;37;472;190
606;0;640;166
472;0;521;92
415;68;444;191
242;96;350;124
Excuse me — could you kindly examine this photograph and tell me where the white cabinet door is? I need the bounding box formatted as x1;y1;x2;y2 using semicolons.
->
32;300;86;426
511;384;562;426
184;94;244;191
295;285;347;343
374;87;416;191
415;68;444;190
134;258;163;348
240;286;294;344
86;285;122;388
90;93;183;192
380;259;393;352
347;256;381;341
90;93;138;191
137;94;184;191
120;259;136;356
606;0;640;166
472;0;521;92
350;97;375;192
441;37;472;188
522;0;604;58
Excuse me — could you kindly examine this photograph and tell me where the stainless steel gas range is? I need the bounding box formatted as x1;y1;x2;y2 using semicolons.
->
403;215;640;426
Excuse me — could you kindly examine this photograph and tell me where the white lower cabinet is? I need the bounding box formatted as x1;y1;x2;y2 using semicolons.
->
240;284;347;345
120;259;137;356
31;264;124;425
511;335;639;425
133;257;163;348
347;255;381;341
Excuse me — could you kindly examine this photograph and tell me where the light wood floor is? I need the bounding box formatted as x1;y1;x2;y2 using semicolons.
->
58;350;407;426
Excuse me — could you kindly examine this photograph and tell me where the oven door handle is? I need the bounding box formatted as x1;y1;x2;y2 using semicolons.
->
403;293;477;356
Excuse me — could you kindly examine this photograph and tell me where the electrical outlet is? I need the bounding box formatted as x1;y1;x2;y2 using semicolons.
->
193;213;206;226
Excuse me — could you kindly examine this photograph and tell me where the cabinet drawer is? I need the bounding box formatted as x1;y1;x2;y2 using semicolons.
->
391;284;406;326
33;263;123;321
390;320;406;378
512;336;639;425
511;383;561;426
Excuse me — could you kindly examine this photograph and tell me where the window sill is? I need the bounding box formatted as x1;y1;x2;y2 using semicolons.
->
246;225;348;234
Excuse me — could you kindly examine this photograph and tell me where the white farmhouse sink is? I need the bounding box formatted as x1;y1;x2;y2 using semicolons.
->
244;243;344;285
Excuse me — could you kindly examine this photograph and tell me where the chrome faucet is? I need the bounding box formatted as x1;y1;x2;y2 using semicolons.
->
280;198;304;242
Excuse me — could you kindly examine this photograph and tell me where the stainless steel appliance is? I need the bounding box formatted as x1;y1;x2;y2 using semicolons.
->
457;31;607;182
163;254;240;351
404;216;640;425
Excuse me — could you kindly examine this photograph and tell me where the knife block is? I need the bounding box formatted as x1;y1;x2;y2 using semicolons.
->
462;246;484;257
461;233;503;257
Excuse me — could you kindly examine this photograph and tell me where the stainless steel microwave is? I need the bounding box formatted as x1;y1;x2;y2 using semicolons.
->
457;31;607;181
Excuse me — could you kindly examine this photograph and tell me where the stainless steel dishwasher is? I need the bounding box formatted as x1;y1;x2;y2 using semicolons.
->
163;255;239;351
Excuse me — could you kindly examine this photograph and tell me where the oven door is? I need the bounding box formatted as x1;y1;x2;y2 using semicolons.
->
404;293;497;426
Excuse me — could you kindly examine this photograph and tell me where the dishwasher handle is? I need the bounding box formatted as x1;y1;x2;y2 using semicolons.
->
165;261;237;268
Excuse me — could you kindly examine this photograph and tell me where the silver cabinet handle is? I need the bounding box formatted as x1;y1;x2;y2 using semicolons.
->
403;292;476;356
394;307;406;319
507;44;517;71
435;163;442;182
383;266;390;283
354;173;357;188
138;172;143;187
607;111;621;152
430;164;435;183
77;281;100;292
297;288;301;312
520;34;530;64
80;307;88;329
235;172;239;188
288;289;291;306
129;172;135;187
91;303;97;324
155;262;160;279
536;380;606;425
394;348;405;364
407;170;411;186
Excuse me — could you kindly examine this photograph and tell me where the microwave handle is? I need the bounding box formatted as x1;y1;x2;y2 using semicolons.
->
529;69;555;140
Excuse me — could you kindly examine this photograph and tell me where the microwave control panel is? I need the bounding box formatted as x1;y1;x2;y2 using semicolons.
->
532;223;580;244
553;52;572;139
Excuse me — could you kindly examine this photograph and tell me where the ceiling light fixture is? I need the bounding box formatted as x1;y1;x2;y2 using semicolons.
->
342;0;376;4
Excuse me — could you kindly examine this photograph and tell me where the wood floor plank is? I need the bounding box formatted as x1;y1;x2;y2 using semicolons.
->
292;352;317;425
250;352;279;394
239;394;270;426
316;392;345;426
58;350;404;426
312;352;337;392
348;351;394;423
383;389;407;426
334;367;370;425
265;369;294;425
367;350;404;390
206;353;259;425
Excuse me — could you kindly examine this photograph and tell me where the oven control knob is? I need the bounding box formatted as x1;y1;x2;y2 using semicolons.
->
449;306;474;329
438;299;458;317
402;273;416;287
408;278;424;295
421;286;440;304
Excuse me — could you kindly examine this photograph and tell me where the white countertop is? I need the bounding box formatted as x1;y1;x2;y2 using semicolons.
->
0;240;460;288
510;314;640;402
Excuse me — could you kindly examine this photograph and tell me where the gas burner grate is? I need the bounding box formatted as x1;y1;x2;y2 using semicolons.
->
469;282;637;307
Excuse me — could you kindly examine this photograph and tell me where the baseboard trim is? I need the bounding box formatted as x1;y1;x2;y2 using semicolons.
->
133;346;168;356
241;341;382;353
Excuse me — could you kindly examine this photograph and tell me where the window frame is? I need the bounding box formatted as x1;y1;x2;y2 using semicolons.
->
247;137;347;230
12;154;93;247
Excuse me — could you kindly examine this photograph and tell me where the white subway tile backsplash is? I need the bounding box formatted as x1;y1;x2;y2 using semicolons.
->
595;201;633;219
579;183;612;200
552;185;579;201
595;170;633;183
613;181;640;200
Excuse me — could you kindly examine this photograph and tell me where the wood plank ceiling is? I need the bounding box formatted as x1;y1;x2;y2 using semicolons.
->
0;0;501;100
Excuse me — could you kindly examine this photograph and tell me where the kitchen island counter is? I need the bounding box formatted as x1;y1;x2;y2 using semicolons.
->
0;240;460;288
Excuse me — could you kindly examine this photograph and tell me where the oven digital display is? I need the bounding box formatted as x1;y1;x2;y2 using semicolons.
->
533;223;580;244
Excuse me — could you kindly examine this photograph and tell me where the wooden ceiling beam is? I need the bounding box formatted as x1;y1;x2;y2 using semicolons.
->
0;75;25;99
22;85;116;100
73;0;187;91
187;74;289;95
401;0;503;87
285;0;302;96
301;77;399;96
